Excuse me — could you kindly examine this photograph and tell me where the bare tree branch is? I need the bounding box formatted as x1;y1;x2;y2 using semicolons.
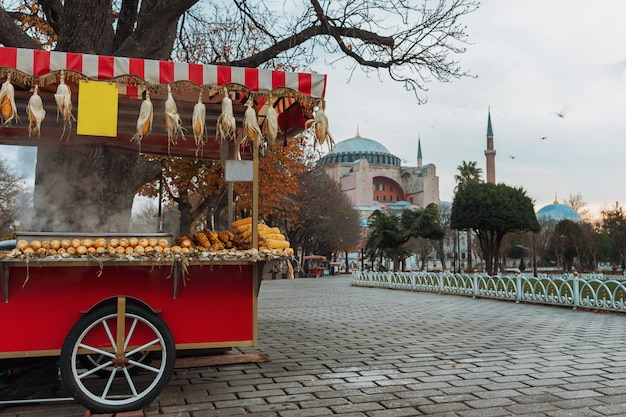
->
0;7;42;48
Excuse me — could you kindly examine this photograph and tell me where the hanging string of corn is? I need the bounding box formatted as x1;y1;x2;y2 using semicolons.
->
242;100;262;148
164;84;186;154
216;87;236;142
263;95;280;144
0;74;20;126
305;101;334;150
54;71;75;140
192;91;207;159
130;90;153;152
26;85;45;137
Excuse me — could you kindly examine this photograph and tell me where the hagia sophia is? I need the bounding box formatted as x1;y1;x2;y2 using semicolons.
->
317;110;582;271
318;110;582;225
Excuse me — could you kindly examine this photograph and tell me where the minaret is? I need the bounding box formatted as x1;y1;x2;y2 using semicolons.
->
417;135;423;167
485;108;496;184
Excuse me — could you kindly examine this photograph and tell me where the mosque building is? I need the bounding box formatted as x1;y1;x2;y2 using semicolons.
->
316;129;440;223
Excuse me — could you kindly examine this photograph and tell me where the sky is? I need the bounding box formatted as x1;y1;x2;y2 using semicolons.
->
321;0;626;220
2;0;626;220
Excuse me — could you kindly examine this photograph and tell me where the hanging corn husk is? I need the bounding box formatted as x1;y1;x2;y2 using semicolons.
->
54;71;75;140
0;74;20;126
216;88;236;142
242;100;262;148
164;84;185;153
305;102;334;150
130;90;153;151
192;91;207;158
263;96;280;144
26;85;45;137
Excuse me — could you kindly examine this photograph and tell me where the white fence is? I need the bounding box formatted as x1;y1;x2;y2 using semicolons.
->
352;271;626;313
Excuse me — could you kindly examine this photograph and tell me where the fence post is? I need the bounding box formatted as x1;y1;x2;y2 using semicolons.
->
472;274;478;298
572;273;579;310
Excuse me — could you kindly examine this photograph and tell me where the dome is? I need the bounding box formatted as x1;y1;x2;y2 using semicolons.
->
537;202;583;223
317;133;400;168
330;137;391;154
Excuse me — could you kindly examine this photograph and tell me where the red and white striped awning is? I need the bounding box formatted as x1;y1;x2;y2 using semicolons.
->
0;47;327;159
0;47;326;99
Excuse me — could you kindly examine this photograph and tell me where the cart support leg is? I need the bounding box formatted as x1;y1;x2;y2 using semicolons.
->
116;296;126;355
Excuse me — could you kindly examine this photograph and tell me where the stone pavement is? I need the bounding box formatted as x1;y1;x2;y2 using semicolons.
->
3;275;626;416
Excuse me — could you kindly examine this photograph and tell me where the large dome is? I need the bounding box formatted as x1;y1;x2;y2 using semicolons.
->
317;135;400;167
331;137;391;154
537;202;583;223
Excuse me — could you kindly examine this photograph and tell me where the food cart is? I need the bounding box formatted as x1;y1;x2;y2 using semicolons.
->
0;47;327;413
303;255;328;277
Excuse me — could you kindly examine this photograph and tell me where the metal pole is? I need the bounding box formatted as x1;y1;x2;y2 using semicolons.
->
157;175;163;232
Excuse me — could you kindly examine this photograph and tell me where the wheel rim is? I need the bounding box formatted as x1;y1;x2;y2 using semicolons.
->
70;312;170;407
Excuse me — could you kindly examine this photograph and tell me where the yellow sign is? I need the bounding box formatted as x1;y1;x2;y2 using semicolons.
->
77;80;118;137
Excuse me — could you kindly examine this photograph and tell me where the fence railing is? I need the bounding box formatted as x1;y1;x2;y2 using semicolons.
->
352;271;626;312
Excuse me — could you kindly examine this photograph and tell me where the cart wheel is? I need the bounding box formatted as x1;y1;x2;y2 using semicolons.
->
59;303;175;413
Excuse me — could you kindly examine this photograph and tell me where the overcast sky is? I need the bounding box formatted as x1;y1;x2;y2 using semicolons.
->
323;0;626;219
2;0;626;220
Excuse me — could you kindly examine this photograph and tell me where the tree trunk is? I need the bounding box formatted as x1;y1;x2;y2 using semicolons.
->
32;147;160;232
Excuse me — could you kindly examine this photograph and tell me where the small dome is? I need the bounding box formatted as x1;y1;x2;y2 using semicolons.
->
537;203;583;223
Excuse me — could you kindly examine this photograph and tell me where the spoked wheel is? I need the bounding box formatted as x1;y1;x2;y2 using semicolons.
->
59;299;175;413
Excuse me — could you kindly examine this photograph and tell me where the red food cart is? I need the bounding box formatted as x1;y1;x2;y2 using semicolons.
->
0;47;327;413
303;255;328;277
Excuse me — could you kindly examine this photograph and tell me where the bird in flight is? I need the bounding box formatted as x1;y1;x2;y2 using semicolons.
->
552;104;571;118
509;155;516;159
540;136;548;141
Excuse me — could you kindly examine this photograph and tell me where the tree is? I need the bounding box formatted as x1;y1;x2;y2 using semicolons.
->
454;160;482;270
451;182;540;275
287;169;360;261
566;192;590;222
1;0;478;232
365;205;444;272
454;160;482;189
138;157;227;237
600;202;626;267
0;158;23;239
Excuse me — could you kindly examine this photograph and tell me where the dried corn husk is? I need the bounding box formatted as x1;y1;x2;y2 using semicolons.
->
130;91;153;150
26;85;45;137
54;71;75;140
263;96;280;143
242;101;262;148
305;103;334;150
0;75;20;126
192;92;207;158
216;88;236;142
164;84;185;153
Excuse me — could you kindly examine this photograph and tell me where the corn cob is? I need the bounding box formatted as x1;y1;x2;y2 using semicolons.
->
131;91;153;149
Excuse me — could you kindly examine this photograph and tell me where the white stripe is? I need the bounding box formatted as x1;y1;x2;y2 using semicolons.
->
174;62;189;83
284;72;299;91
49;51;66;72
15;48;33;76
114;56;130;78
203;64;217;86
230;67;245;85
144;60;160;84
258;70;272;92
82;54;99;78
